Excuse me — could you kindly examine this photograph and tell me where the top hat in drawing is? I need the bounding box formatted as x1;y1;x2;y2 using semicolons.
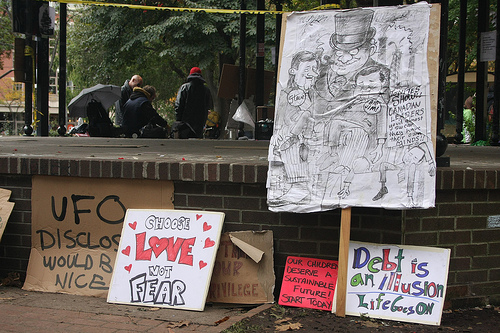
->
330;9;376;51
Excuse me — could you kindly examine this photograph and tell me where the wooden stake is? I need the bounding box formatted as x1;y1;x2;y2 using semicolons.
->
335;207;351;317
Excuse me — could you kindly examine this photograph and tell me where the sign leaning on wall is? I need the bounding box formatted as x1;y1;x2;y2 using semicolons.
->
344;241;450;326
279;256;338;311
267;2;436;213
24;176;174;297
107;209;225;311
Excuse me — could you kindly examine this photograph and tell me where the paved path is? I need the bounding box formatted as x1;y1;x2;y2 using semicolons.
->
0;136;499;169
0;286;272;332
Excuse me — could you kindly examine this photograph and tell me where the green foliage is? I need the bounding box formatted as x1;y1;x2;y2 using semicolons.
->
0;0;14;70
447;0;497;74
471;140;490;146
67;0;280;112
153;95;177;126
222;320;262;333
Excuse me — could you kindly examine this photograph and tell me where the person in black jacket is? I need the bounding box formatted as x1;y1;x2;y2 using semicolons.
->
122;85;168;138
174;67;213;139
115;75;143;127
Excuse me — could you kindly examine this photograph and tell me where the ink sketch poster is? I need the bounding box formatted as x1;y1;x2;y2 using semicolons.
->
107;209;224;311
267;3;436;213
345;241;450;326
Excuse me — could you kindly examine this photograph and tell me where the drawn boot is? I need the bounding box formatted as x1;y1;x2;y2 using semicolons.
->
337;182;351;199
372;185;388;201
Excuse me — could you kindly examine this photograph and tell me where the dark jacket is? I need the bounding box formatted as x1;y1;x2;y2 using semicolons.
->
122;88;167;138
174;73;213;139
114;79;133;127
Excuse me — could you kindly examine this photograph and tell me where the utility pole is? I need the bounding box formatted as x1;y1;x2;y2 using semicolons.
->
23;0;34;136
58;3;68;136
255;0;265;108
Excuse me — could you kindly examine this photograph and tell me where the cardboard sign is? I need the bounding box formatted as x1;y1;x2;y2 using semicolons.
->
279;256;338;311
0;188;15;242
207;230;275;304
107;209;224;311
24;176;174;297
343;241;450;326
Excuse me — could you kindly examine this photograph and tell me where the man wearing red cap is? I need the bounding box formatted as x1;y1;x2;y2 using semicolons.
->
174;67;213;139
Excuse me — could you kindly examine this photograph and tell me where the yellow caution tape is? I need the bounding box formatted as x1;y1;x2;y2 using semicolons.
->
47;0;339;15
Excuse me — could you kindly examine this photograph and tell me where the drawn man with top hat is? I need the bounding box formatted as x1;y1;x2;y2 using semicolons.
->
316;8;386;103
316;8;391;201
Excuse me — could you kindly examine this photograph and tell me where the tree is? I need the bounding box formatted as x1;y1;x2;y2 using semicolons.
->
0;0;14;70
447;0;497;75
67;0;286;116
0;79;24;135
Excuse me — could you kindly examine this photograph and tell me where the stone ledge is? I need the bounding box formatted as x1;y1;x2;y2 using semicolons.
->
2;155;500;189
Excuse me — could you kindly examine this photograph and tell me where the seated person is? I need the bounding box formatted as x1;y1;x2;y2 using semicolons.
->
122;85;168;138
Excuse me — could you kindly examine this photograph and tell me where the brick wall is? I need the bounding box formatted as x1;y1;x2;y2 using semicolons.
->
404;169;500;308
1;166;500;307
0;175;32;276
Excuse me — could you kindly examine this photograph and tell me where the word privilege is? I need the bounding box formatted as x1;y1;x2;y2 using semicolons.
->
208;282;260;299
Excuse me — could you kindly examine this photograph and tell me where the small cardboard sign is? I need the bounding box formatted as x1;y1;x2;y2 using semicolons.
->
107;209;225;311
24;176;174;297
343;241;450;326
279;256;338;311
0;188;15;242
207;230;275;304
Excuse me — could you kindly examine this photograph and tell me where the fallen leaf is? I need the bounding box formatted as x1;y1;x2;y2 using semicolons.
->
361;321;380;328
215;316;229;325
166;320;190;328
275;322;302;331
274;317;293;324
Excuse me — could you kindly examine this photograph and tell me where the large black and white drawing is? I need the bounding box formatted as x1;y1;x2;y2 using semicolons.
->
267;3;435;213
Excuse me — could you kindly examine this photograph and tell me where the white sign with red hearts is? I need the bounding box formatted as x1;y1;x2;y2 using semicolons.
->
107;209;225;311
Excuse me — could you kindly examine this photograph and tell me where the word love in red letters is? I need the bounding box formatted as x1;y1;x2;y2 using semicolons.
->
135;232;195;266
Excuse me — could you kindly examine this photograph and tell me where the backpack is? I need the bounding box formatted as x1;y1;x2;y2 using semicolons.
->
204;110;220;139
86;99;114;137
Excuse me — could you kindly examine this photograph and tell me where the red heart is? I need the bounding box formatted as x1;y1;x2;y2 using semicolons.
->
149;236;169;258
121;246;131;256
125;264;132;273
199;261;207;269
128;221;137;230
196;214;202;220
203;222;212;232
204;237;215;248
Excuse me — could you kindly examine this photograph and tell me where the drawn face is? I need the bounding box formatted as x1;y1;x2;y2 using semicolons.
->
356;71;383;93
331;44;373;76
291;60;319;90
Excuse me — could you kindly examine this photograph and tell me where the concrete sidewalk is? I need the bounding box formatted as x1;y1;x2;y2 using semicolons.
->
0;286;272;332
0;136;498;169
